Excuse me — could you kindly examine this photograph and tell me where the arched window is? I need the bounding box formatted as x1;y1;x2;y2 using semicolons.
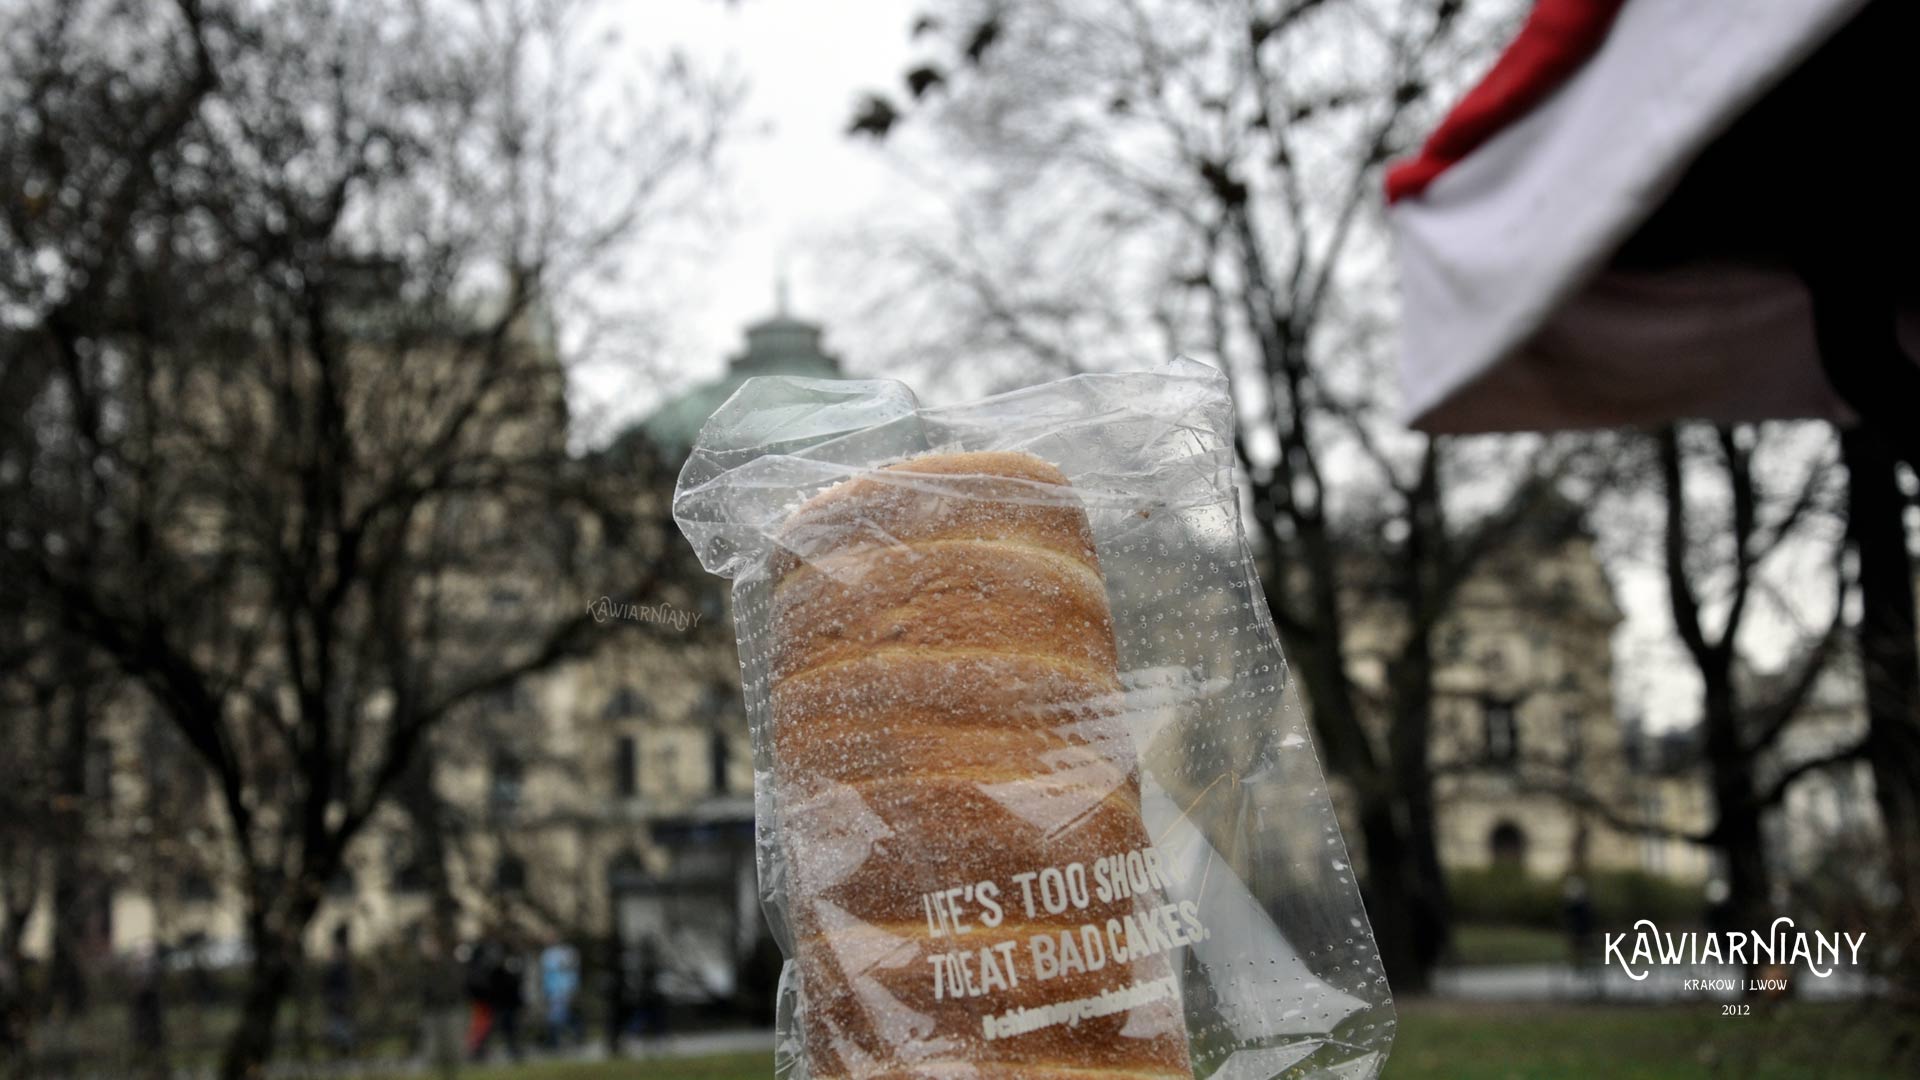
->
604;687;649;720
1489;821;1528;869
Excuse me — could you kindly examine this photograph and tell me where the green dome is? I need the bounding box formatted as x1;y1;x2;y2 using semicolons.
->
637;311;843;456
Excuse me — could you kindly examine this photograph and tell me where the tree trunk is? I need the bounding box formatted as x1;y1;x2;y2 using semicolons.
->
221;948;294;1080
1388;637;1451;977
1355;794;1429;995
1842;429;1920;988
1700;669;1771;995
1705;672;1770;906
400;752;464;1077
1;911;30;1079
48;658;94;1019
219;896;317;1080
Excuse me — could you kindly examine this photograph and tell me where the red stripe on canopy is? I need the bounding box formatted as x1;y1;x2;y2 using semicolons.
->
1385;0;1631;204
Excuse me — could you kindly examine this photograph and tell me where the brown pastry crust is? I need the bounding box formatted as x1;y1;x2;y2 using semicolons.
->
772;653;1133;786
771;541;1120;683
768;451;1101;585
769;450;1193;1080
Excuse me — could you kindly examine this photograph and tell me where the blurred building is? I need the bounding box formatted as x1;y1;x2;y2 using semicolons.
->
1337;507;1714;887
10;302;844;1010
1586;647;1891;903
316;299;846;1001
1622;723;1719;884
1743;650;1883;887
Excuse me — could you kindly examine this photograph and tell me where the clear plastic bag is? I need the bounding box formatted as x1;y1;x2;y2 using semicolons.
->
674;359;1394;1079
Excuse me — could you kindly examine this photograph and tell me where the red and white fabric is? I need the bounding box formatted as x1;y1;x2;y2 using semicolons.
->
1387;0;1879;434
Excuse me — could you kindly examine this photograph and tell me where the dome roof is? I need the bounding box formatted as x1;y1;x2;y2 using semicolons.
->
633;307;843;455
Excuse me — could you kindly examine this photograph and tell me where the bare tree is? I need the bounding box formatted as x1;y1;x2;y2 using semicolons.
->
1840;429;1920;990
1436;425;1863;967
0;639;60;1077
0;349;130;1059
1652;423;1851;941
855;0;1591;991
0;1;736;1075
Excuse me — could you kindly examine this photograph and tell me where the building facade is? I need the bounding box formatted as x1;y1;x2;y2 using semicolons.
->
1335;522;1714;887
9;304;845;1009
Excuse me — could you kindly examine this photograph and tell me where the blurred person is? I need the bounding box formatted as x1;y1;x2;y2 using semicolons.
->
0;951;24;1064
603;934;627;1051
413;924;463;1067
130;946;167;1079
487;946;527;1061
540;941;582;1047
184;940;217;1051
463;939;499;1061
321;923;356;1058
1562;875;1596;965
629;936;666;1040
1562;875;1599;999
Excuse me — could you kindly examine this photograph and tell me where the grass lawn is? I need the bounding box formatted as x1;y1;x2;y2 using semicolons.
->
1447;924;1572;967
1387;1000;1917;1079
351;1000;1920;1079
349;999;1920;1068
401;1055;773;1080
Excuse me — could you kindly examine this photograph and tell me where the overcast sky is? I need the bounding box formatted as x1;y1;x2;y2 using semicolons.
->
585;0;914;426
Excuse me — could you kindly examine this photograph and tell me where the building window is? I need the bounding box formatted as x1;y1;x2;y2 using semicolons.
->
1563;711;1583;764
710;730;730;795
696;684;732;723
489;751;524;815
181;870;217;903
616;735;639;798
607;850;645;893
604;687;648;721
391;841;429;894
658;742;679;793
495;853;527;892
1489;821;1528;869
1483;699;1519;766
328;868;357;898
